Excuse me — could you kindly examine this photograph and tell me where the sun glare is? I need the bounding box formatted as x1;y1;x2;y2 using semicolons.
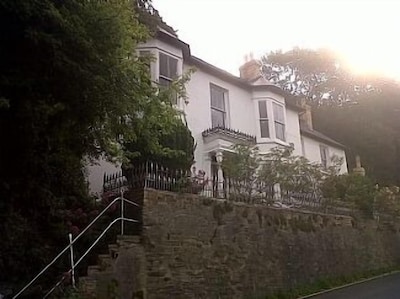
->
154;0;400;80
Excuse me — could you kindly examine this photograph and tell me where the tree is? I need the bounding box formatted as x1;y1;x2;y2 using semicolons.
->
261;48;400;185
312;85;400;185
221;144;342;203
222;145;261;201
0;0;188;294
124;119;195;170
261;48;380;105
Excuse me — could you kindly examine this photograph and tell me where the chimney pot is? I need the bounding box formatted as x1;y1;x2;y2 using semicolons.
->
239;56;261;82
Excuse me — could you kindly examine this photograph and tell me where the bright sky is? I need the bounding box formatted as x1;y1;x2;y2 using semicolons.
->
153;0;400;79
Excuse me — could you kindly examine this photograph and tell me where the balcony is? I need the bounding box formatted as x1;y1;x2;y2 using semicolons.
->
202;126;256;153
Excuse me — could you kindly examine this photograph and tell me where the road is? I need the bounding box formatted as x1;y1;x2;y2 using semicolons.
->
310;273;400;299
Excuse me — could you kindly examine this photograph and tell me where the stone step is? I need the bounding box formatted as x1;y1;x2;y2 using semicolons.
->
108;244;119;259
87;265;101;277
79;276;97;299
98;254;113;271
117;234;141;244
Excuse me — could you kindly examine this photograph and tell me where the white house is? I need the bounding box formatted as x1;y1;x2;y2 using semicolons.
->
87;28;348;195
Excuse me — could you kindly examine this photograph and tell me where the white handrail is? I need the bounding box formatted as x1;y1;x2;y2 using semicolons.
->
43;216;139;298
74;217;138;268
12;194;139;299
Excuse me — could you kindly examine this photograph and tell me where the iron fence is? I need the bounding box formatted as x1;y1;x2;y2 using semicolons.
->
103;162;323;207
102;162;354;214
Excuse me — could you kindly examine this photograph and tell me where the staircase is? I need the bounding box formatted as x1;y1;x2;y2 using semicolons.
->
12;191;143;299
79;235;145;299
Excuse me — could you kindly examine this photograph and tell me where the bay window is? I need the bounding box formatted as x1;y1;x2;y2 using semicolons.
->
273;103;285;141
159;52;178;104
258;100;270;138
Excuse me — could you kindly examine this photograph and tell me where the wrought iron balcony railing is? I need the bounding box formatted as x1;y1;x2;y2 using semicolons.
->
202;126;256;143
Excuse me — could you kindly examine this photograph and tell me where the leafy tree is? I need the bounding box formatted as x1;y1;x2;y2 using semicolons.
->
259;146;342;194
222;145;261;200
260;48;379;105
0;0;188;295
261;47;400;186
222;144;342;202
313;84;400;185
124;119;195;171
375;186;400;220
321;174;376;217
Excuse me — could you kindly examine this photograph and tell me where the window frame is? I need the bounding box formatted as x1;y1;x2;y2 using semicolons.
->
258;100;270;138
273;102;286;141
158;52;179;105
210;83;228;128
159;52;178;82
319;144;329;169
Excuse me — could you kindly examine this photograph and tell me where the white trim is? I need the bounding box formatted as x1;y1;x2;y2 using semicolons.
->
272;101;286;142
255;98;288;144
137;46;182;60
209;83;230;128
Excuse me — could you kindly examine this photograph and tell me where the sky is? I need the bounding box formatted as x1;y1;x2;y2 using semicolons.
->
152;0;400;79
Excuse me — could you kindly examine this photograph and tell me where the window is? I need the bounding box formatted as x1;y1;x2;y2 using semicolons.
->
258;101;269;138
273;103;285;141
210;84;227;128
159;52;177;79
320;145;329;169
159;52;178;104
301;137;306;156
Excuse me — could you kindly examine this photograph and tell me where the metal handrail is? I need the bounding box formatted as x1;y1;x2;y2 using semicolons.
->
43;216;139;299
13;191;139;299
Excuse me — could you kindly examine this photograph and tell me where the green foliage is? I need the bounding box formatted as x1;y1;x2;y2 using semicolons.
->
124;117;195;170
262;267;399;299
261;48;380;105
222;144;343;202
321;174;376;217
313;86;400;186
261;47;400;187
259;146;330;194
222;145;261;200
0;0;187;295
375;186;400;219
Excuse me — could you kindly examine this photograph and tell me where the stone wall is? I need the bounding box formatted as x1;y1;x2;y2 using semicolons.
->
140;189;400;299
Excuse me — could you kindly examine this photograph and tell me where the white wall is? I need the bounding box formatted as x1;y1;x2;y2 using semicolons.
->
86;35;348;194
183;64;254;174
251;88;302;156
302;136;348;174
286;109;303;156
183;64;307;174
86;158;121;196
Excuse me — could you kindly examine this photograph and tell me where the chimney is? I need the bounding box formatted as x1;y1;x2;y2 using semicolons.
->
239;52;261;81
299;99;313;129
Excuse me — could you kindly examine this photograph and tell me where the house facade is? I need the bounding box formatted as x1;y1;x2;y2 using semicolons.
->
87;29;348;195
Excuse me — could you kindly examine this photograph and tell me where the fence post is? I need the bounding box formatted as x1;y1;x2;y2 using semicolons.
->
68;233;76;288
273;183;281;201
121;190;124;236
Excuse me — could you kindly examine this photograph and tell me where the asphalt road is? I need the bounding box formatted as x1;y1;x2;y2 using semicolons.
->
310;273;400;299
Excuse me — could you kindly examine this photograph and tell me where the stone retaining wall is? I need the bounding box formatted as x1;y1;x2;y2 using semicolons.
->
139;189;400;299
